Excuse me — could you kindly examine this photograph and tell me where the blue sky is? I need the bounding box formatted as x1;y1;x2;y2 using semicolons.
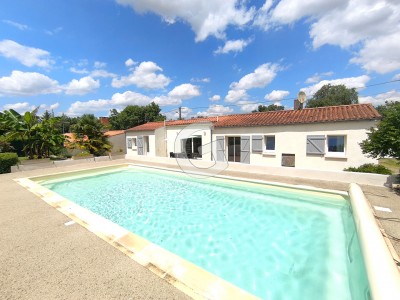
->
0;0;399;119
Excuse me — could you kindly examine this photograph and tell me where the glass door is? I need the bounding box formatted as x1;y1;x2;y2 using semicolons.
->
227;137;241;162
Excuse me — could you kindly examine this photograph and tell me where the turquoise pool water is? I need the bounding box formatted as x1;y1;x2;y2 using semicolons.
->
40;166;369;299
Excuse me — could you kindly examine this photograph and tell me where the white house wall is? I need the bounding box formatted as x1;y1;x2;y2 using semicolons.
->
212;120;378;171
125;130;156;158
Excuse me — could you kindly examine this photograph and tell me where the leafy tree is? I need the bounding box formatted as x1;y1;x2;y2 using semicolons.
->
71;114;111;156
0;108;65;158
360;101;400;160
254;104;285;112
109;102;165;130
306;84;359;108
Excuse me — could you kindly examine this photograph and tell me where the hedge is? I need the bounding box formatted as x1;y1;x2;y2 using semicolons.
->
344;163;392;175
0;153;19;174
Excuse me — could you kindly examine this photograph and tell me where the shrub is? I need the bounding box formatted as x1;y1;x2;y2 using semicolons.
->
344;163;392;175
0;153;19;174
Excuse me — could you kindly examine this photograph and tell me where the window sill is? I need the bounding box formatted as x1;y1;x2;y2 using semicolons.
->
262;152;276;156
325;153;347;159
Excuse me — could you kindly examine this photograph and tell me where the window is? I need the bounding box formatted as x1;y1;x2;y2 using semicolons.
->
265;136;275;151
127;138;132;149
132;138;137;147
327;135;345;153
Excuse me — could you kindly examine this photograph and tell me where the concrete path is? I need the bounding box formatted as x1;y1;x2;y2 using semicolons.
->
1;159;399;299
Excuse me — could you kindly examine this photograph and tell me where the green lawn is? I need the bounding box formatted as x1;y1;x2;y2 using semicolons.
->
379;158;400;174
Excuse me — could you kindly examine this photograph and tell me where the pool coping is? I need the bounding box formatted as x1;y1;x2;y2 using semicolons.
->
15;163;400;300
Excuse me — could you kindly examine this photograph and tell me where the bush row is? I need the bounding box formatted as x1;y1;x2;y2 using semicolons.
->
344;163;392;175
0;152;19;174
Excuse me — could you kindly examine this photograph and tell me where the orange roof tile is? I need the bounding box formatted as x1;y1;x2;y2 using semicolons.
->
125;104;380;131
104;130;125;137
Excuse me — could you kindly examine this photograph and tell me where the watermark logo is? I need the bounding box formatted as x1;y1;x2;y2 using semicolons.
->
173;122;228;178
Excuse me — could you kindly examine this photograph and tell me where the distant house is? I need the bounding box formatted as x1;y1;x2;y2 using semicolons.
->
125;104;381;171
104;130;126;154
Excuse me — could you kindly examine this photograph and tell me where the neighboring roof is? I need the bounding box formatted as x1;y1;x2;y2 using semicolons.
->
125;104;380;132
104;130;125;137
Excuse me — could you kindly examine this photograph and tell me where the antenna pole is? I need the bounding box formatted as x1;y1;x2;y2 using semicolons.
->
178;107;182;120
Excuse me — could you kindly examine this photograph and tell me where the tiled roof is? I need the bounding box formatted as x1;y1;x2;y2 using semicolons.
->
104;130;125;137
126;104;380;131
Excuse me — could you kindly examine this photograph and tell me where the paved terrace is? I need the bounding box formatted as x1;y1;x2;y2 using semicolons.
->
1;159;399;299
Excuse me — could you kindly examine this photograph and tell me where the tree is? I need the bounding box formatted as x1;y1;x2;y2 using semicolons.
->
254;104;284;112
71;114;111;156
0;108;65;158
306;84;358;108
360;101;400;160
109;102;166;130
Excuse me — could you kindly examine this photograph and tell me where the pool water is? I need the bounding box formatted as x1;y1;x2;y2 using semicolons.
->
40;167;369;299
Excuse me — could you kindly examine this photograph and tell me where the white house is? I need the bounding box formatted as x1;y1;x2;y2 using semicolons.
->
125;104;381;171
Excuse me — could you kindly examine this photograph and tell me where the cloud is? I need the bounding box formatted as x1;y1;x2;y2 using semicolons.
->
112;61;171;89
164;106;193;120
301;75;370;97
359;90;400;106
393;74;400;80
94;61;107;68
305;71;334;84
64;76;100;95
115;0;255;41
225;89;248;103
2;20;30;31
197;104;233;116
214;38;253;54
90;69;117;78
265;90;290;101
2;102;33;112
257;0;400;74
350;32;400;74
70;67;89;75
45;27;63;35
191;77;210;83
209;95;220;101
238;101;260;112
0;71;61;96
125;58;136;67
66;83;200;115
230;63;280;90
0;40;54;68
39;102;60;111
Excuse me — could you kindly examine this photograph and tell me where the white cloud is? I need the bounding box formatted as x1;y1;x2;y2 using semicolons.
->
214;38;253;54
64;76;100;95
94;61;107;68
265;90;290;101
112;61;171;89
2;20;30;31
111;91;153;106
0;71;61;96
153;95;183;106
164;106;193;119
238;101;260;112
350;32;400;74
191;77;210;83
225;89;248;103
197;104;233;116
259;0;400;74
125;58;136;67
230;63;280;90
70;67;89;75
305;71;334;84
90;69;117;78
209;95;220;101
39;102;60;111
45;27;63;35
115;0;255;41
359;90;400;106
393;74;400;80
2;102;33;112
168;83;200;100
301;75;370;97
0;40;54;68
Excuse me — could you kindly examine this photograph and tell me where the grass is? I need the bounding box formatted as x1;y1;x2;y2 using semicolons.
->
379;158;400;174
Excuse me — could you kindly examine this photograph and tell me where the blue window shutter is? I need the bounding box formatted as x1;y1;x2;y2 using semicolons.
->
252;135;263;153
306;135;325;155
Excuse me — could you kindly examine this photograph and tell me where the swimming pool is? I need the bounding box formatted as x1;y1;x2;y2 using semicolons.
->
34;165;369;299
